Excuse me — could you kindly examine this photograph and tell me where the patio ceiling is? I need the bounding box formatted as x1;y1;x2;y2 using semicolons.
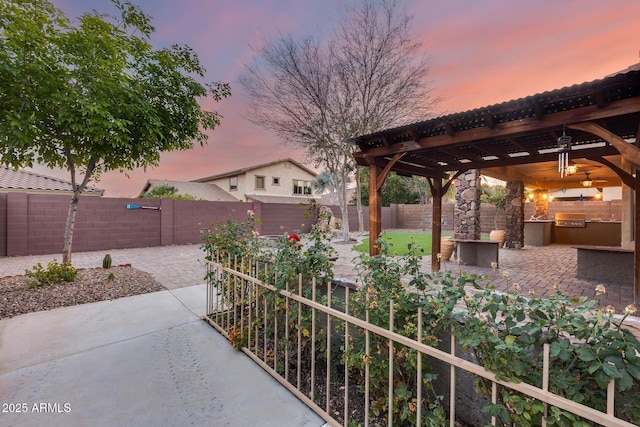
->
351;65;640;190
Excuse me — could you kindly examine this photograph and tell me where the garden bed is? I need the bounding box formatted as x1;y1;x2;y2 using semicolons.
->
0;266;165;319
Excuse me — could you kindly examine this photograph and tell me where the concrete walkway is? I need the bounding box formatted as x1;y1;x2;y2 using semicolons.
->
0;245;325;427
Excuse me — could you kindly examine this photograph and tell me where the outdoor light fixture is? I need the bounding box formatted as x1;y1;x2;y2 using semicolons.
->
566;162;577;176
528;193;534;201
581;173;593;188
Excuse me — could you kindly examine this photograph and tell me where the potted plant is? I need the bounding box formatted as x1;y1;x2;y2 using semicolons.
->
480;183;507;247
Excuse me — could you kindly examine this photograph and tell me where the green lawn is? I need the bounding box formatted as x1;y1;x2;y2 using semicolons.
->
354;232;455;256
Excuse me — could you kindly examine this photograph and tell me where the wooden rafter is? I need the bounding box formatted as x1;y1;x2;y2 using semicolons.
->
569;122;640;170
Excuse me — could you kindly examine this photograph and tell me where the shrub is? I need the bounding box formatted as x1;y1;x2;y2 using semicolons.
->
204;218;640;426
25;261;78;287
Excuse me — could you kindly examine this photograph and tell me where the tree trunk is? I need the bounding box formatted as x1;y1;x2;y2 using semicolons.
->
339;169;350;242
62;190;81;264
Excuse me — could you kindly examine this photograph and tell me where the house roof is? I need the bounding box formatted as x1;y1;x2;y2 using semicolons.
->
139;179;239;201
192;158;317;182
0;167;104;196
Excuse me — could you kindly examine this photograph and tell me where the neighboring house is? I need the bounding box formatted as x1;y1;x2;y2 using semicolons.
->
138;179;239;201
192;158;317;204
0;167;104;196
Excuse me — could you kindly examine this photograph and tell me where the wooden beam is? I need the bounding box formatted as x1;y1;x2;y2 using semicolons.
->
569;122;640;170
369;164;382;256
474;143;510;159
445;122;455;137
439;147;484;163
586;156;635;188
429;178;443;272
533;98;544;120
376;153;406;190
484;111;495;129
462;146;617;172
364;155;449;179
509;138;540;155
632;174;640;304
481;165;548;188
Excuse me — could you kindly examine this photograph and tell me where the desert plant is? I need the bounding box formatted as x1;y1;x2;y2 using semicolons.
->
102;253;112;269
25;261;78;287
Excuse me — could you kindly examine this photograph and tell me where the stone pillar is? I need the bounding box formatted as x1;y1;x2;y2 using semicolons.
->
454;169;481;240
532;190;549;219
505;181;524;248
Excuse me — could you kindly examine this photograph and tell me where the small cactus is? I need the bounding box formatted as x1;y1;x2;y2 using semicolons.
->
102;253;112;269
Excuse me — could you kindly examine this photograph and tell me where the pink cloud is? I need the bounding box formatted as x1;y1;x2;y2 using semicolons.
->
37;0;640;196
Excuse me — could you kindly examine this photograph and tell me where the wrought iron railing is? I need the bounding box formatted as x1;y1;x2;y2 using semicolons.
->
204;254;635;427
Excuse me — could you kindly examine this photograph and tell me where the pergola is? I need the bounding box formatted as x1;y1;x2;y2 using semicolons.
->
351;65;640;298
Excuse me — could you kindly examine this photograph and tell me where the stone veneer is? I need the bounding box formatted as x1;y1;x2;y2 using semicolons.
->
454;169;481;239
504;180;524;248
532;190;549;219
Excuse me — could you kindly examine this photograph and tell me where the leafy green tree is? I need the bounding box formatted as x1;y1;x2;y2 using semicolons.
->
0;0;230;263
356;168;423;207
140;184;199;200
480;183;507;229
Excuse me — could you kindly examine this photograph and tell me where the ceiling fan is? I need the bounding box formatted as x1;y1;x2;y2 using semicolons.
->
581;172;607;188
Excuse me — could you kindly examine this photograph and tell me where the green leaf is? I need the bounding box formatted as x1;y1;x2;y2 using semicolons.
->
601;362;621;379
505;335;516;346
576;347;597;362
549;341;562;357
626;363;640;380
587;360;602;374
619;369;634;391
595;371;612;389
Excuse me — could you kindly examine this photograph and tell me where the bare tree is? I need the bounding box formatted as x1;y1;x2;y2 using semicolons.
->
240;0;439;241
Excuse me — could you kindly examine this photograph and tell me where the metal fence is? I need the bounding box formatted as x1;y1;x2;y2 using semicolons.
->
204;255;635;427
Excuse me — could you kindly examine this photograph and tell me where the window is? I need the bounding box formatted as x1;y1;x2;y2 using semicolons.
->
272;177;280;186
293;180;312;195
229;176;238;191
255;175;265;190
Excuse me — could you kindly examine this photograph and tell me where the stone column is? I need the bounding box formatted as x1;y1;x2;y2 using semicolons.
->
532;191;549;219
505;181;524;248
454;169;481;240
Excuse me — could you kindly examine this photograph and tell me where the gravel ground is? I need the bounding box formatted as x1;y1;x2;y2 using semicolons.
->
0;266;165;319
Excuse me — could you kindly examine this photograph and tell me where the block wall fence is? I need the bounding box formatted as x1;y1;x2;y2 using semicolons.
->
0;193;392;257
0;192;621;257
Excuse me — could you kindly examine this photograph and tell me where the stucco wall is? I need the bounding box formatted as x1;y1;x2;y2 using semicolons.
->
200;160;317;201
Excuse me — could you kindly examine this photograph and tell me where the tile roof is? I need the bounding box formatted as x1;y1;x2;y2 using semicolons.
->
192;158;317;182
0;167;104;195
140;179;239;201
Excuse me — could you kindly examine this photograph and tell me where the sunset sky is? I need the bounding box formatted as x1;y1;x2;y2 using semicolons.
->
36;0;640;197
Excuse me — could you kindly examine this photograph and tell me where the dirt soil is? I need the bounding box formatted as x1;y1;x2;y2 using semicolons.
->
0;266;165;319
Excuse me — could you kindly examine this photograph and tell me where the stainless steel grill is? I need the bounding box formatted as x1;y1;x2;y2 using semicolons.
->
555;213;586;228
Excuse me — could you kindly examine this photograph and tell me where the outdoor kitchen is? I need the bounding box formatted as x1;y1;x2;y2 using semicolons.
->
525;212;622;246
